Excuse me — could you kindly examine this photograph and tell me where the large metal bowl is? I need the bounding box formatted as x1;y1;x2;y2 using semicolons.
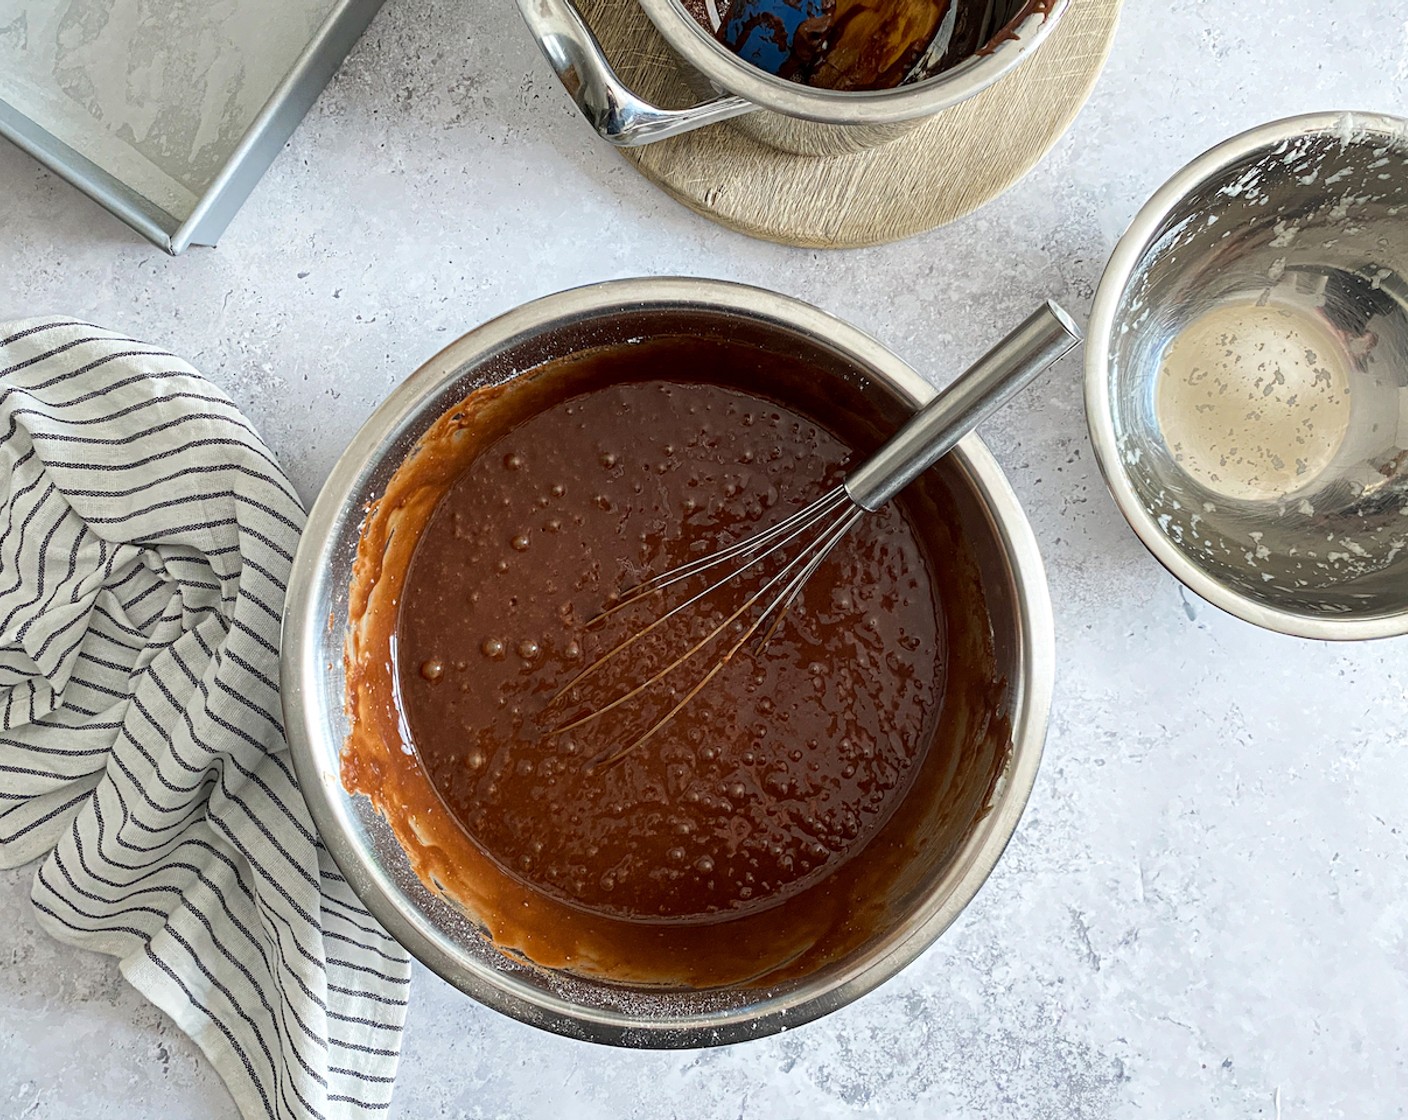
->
281;278;1054;1045
1087;112;1408;639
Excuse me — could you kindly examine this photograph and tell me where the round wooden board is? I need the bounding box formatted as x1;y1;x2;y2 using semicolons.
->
575;0;1122;248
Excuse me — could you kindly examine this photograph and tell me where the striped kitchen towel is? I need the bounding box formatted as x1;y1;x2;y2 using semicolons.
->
0;318;411;1118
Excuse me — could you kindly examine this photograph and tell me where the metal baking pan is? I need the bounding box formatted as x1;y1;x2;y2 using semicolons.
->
0;0;383;254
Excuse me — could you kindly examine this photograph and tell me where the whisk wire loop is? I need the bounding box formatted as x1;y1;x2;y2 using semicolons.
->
588;501;864;770
553;496;858;739
595;484;850;619
552;484;852;706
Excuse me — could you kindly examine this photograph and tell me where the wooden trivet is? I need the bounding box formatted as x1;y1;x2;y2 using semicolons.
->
575;0;1122;248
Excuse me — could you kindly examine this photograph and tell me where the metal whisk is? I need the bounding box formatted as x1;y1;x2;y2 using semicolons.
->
548;301;1081;767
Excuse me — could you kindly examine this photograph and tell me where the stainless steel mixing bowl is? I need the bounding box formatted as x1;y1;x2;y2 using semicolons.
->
1086;112;1408;639
516;0;1068;155
281;277;1054;1045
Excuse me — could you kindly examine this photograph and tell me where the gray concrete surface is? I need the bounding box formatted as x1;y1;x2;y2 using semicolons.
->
2;0;1407;1116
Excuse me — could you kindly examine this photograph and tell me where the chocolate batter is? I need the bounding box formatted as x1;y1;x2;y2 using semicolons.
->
396;369;941;923
343;328;1010;987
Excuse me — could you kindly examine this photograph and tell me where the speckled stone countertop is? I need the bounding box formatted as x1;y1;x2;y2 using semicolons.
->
2;1;1407;1116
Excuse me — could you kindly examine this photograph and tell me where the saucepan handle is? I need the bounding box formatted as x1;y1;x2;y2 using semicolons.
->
515;0;757;147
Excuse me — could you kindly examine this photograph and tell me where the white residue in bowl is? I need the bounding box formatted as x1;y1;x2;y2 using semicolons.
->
1154;301;1354;503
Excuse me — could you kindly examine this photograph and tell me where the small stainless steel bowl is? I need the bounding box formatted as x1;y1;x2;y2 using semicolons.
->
282;278;1054;1045
1086;112;1408;639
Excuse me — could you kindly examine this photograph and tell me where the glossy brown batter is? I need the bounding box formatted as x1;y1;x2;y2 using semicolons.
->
396;369;942;923
343;327;1010;988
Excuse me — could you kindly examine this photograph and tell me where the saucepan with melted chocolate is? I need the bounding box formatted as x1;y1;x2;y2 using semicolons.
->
281;278;1055;1045
516;0;1067;155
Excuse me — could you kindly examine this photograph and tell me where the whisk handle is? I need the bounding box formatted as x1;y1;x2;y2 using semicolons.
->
844;300;1082;511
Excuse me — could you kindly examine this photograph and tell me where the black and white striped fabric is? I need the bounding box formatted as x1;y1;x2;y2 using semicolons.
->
0;318;410;1118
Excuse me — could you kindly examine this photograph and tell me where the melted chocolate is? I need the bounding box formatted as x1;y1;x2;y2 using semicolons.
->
342;330;1011;988
705;0;1052;91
